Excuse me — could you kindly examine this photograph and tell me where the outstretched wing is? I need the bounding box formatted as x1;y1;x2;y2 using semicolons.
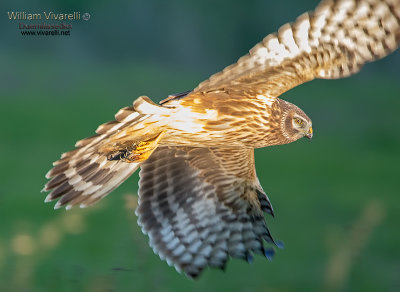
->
43;106;146;209
136;146;276;278
43;96;170;210
194;0;400;97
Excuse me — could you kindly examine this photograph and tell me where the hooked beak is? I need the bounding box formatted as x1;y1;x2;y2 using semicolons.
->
305;127;313;140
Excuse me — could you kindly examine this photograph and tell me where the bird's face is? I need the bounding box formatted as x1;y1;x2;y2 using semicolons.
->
280;100;313;142
290;113;313;140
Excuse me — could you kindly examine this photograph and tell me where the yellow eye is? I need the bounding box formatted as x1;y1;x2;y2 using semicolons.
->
295;118;303;125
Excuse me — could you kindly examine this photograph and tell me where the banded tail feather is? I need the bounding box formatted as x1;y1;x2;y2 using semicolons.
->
43;96;169;210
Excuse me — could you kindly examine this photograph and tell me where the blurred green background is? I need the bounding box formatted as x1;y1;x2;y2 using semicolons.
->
1;0;400;291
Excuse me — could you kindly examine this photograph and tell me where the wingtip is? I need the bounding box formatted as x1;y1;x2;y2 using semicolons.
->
275;240;285;249
269;207;275;218
264;248;275;261
44;194;52;203
45;170;52;179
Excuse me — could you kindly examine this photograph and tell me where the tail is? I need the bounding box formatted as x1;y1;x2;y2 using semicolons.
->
43;96;169;210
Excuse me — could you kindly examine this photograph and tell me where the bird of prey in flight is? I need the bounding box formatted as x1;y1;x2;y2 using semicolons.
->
44;0;400;278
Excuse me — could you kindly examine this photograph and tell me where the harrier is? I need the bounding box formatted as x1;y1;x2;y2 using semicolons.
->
44;0;400;277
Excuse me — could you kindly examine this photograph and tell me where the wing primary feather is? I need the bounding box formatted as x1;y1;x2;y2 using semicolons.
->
192;0;400;97
137;146;277;278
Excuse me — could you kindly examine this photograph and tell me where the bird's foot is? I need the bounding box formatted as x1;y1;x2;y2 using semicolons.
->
106;131;165;163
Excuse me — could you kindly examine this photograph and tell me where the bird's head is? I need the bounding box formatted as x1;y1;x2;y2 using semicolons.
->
278;99;313;142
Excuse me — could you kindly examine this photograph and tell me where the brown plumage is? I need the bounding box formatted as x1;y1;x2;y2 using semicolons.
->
44;0;400;278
